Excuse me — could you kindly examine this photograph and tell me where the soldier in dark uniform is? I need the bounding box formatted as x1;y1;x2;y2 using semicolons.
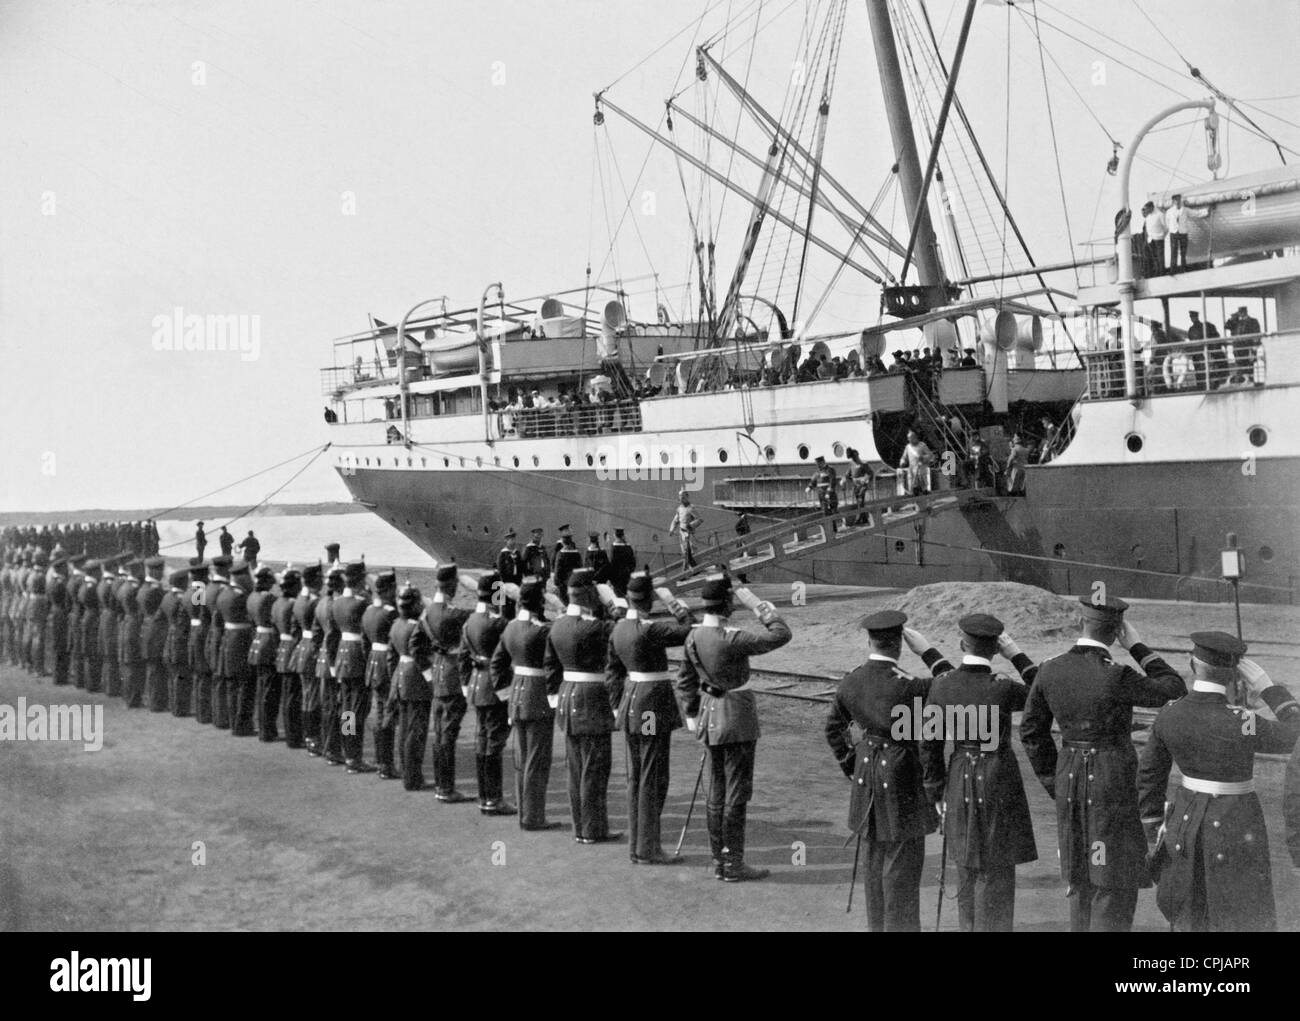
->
219;561;257;736
918;614;1041;931
218;527;234;558
138;556;169;712
825;610;948;927
331;561;376;773
607;528;635;598
66;555;86;689
1020;595;1186;932
496;529;523;585
315;565;346;764
46;553;71;686
421;563;471;801
460;572;514;814
490;576;559;829
117;557;145;707
324;542;341;570
25;549;49;677
362;569;399;778
195;522;206;560
247;565;281;741
0;553;12;666
522;527;551;589
553;529;583;607
291;564;324;754
188;559;214;724
608;571;694;864
79;559;103;693
546;568;621;843
584;532;611;583
205;556;233;728
392;583;433;791
1138;632;1300;931
678;578;792;881
273;568;304;748
162;568;192;717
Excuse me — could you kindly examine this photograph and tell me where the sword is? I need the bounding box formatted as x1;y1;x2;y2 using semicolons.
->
846;827;863;913
675;750;707;856
935;805;948;932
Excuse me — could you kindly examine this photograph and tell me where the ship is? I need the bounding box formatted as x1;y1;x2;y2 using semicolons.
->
321;0;1299;604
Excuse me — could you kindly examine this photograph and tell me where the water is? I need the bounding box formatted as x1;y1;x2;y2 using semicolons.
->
156;511;437;569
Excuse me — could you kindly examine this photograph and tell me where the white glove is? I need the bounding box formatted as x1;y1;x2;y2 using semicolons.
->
1237;658;1272;699
460;685;471;700
546;693;559;710
753;600;776;620
997;633;1022;660
685;716;698;733
421;668;434;682
495;685;512;703
902;626;929;656
1118;620;1141;650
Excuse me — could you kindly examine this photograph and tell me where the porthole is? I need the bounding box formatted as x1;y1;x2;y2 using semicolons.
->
392;458;398;466
406;458;413;467
832;442;845;458
660;450;670;465
586;454;594;467
483;526;490;534
476;457;483;468
718;449;729;463
494;456;501;467
364;458;370;466
532;456;540;468
894;540;905;554
764;445;776;463
1248;426;1268;448
421;458;427;467
513;456;520;467
459;457;466;467
634;451;643;466
1124;433;1143;454
563;454;572;467
1259;545;1275;562
598;453;607;466
688;448;698;464
797;444;810;460
1053;543;1066;558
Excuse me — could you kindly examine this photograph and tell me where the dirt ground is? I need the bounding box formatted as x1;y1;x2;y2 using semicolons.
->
2;584;1298;932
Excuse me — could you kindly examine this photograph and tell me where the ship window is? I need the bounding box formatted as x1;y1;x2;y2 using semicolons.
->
718;449;728;463
443;458;450;468
513;457;520;468
598;453;607;466
483;526;489;534
634;452;643;466
494;457;501;467
797;444;810;460
894;540;905;554
1124;433;1143;453
459;457;466;467
586;454;594;467
476;457;483;468
1248;426;1268;447
421;458;426;467
688;448;698;465
406;458;412;467
832;442;845;458
364;458;370;466
1053;543;1066;558
764;445;776;463
1259;545;1274;562
564;455;571;467
532;456;540;468
660;450;670;466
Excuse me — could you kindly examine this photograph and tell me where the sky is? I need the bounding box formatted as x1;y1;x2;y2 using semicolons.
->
2;0;1297;514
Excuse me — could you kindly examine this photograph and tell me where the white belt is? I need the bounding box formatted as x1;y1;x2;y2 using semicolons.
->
256;626;275;634
224;622;251;630
279;633;295;641
399;654;415;664
628;670;672;682
1182;776;1255;796
190;619;201;627
512;665;545;678
370;642;389;652
563;670;605;683
341;631;363;641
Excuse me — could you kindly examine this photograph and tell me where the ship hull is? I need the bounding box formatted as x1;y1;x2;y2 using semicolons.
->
338;456;1299;604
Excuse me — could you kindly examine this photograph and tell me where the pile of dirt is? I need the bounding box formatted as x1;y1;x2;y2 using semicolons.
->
885;581;1079;643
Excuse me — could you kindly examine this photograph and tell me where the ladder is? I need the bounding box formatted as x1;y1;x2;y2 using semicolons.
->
660;486;994;590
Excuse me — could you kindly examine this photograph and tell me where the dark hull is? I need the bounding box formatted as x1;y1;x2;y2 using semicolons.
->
340;458;1299;603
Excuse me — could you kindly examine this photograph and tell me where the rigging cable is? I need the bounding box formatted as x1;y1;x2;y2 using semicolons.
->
1030;0;1080;290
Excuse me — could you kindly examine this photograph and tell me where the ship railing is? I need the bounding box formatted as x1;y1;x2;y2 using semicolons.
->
320;362;405;396
1080;330;1273;399
493;400;643;439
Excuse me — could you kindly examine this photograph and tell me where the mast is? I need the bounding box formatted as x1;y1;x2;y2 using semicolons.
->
865;0;944;288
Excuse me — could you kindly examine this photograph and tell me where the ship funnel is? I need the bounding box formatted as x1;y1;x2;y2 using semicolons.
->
599;300;626;360
540;297;564;319
922;318;959;354
979;309;1017;352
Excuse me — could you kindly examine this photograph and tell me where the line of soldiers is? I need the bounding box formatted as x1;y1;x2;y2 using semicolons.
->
7;537;1299;921
502;524;637;605
2;521;160;559
827;596;1300;932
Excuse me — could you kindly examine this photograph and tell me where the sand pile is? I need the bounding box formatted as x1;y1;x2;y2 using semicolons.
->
885;581;1080;641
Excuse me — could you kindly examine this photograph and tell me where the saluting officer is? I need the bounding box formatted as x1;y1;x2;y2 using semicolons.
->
1138;632;1300;931
117;557;145;707
1020;595;1186;932
162;568;192;717
422;562;471;802
247;565;281;741
206;556;233;728
918;614;1040;931
362;569;400;778
608;571;694;865
490;577;559;829
315;565;346;764
460;572;514;814
219;562;257;737
607;528;635;598
391;582;433;791
546;567;620;843
272;568;304;748
677;577;792;882
188;559;214;724
290;564;324;754
826;610;948;926
522;527;551;588
138;556;169;712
